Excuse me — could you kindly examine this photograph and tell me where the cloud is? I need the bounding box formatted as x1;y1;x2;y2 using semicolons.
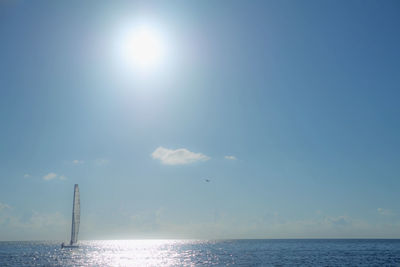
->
151;146;210;165
94;158;109;166
96;208;397;239
43;173;57;180
0;209;68;241
27;211;67;229
0;202;11;211
325;216;351;227
377;208;395;216
224;155;237;160
72;160;84;165
23;174;31;178
43;173;67;181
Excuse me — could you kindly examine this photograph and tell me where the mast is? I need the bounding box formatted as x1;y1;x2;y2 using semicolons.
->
70;184;80;245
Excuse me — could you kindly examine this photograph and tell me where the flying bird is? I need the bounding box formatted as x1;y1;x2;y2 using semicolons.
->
204;179;211;182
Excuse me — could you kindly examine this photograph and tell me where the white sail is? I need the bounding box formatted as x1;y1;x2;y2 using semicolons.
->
70;184;80;245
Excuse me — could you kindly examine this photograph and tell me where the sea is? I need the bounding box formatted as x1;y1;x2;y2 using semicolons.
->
1;239;400;266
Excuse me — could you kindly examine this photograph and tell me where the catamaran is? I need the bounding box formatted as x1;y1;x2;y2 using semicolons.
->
61;184;80;248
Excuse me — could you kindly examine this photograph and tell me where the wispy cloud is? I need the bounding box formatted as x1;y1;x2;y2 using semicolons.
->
151;146;210;165
224;155;237;160
0;202;11;211
325;216;351;227
0;209;68;241
101;208;399;239
72;160;84;165
377;208;395;216
23;174;31;178
43;173;67;181
94;158;109;166
43;173;57;181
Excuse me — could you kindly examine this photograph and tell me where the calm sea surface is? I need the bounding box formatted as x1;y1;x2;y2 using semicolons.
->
1;239;400;266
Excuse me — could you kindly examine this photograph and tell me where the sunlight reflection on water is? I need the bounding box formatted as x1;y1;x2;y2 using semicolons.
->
63;240;221;266
1;239;400;266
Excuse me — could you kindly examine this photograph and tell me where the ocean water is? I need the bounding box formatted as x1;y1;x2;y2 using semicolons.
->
1;239;400;266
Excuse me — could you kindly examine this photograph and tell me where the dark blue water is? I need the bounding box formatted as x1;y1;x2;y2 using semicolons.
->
1;239;400;266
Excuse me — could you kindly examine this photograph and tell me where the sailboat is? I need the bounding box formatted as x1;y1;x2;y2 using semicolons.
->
61;184;80;248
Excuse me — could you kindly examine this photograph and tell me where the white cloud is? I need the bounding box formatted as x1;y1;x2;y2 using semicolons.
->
0;202;11;211
23;174;31;178
43;173;57;180
43;173;67;181
377;208;395;216
0;209;68;241
72;160;84;165
151;146;210;165
224;155;237;160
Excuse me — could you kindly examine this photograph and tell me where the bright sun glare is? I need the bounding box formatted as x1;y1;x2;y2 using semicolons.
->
118;24;165;71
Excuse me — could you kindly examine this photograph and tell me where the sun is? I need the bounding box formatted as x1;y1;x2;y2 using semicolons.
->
118;24;166;71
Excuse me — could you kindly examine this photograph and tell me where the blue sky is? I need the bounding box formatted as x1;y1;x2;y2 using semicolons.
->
1;0;400;240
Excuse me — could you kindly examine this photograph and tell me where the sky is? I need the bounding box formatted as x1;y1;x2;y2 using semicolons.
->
1;0;400;241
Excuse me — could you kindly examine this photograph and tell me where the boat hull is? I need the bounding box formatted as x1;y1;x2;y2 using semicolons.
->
61;244;79;248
